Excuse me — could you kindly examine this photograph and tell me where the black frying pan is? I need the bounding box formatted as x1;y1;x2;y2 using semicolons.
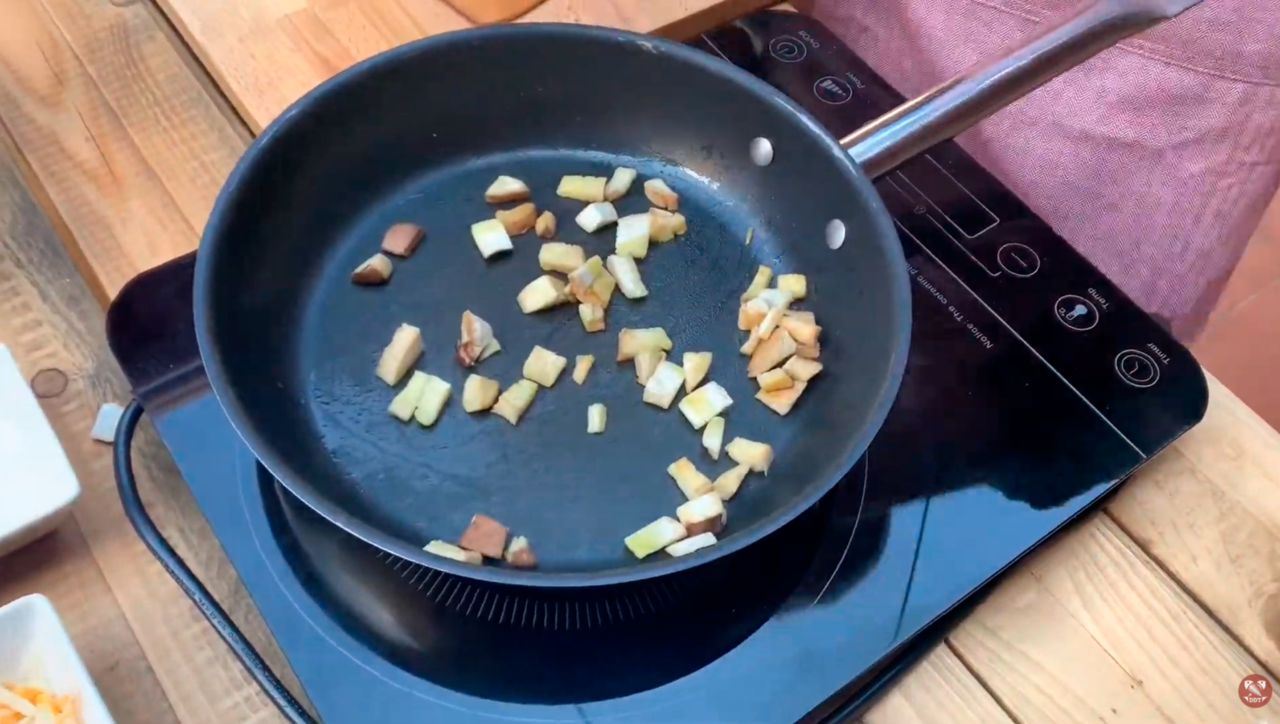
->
192;2;1200;588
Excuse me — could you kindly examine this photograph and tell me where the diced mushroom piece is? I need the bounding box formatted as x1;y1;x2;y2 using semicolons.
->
682;351;712;392
757;368;794;392
741;265;773;302
458;513;508;559
557;175;607;203
649;208;687;242
492;379;538;425
778;316;822;346
615;214;651;259
644;178;679;210
678;382;733;430
726;438;774;474
376;324;423;385
624;517;688;559
412;374;452;427
739;328;763;356
504;536;537;568
517;275;570;314
522;345;568;388
676;492;726;536
496;202;538;236
381;222;425;257
567;256;617;308
573;355;595;385
643;360;685;409
462;374;501;412
455;310;495;368
485;175;530;203
471;218;513;259
539;242;586;274
424;540;482;565
713;464;751;501
604;167;637;201
747;329;797;378
702;416;725;460
578;303;606;333
665;532;717;557
795;342;821;360
757;381;808;416
667;457;714;500
535;210;557;239
388;371;429;422
575;202;619;233
738;299;768;330
777;273;808;299
783;356;823;382
352;253;393;285
634;350;665;386
606;255;648;299
617;327;673;361
480;338;503;361
587;403;607;434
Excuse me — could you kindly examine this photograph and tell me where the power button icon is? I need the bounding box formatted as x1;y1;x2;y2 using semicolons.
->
1115;350;1159;388
768;36;808;63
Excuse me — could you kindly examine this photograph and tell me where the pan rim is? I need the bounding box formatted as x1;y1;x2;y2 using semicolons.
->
194;21;912;588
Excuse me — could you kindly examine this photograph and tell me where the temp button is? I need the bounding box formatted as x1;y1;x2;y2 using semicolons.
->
1053;294;1098;331
1115;350;1160;388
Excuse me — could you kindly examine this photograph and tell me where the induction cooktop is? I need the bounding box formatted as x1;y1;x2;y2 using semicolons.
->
106;9;1209;723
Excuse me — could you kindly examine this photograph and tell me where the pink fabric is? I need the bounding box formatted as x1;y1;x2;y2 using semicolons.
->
805;0;1280;340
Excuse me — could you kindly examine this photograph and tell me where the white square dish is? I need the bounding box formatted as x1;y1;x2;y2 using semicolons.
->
0;344;80;559
0;594;115;723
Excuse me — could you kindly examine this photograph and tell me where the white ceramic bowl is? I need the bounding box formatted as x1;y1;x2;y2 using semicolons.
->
0;344;80;559
0;594;115;723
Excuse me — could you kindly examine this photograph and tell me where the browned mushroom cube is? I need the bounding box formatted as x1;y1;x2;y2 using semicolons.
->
381;222;425;257
458;514;508;559
496;202;538;236
504;536;538;568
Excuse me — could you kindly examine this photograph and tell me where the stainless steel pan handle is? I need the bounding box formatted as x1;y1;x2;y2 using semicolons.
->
842;0;1205;179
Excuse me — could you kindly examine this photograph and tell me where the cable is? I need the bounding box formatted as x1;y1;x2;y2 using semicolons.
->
113;399;319;724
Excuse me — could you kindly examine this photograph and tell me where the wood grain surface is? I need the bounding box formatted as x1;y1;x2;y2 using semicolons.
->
1;0;1280;722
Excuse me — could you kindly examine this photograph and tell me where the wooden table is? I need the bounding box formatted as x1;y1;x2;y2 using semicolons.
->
1;0;1278;722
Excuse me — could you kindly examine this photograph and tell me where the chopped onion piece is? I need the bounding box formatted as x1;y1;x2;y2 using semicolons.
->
505;536;537;568
747;328;797;377
587;403;607;434
784;309;816;324
578;303;606;333
738;299;768;330
471;218;513;259
778;316;822;346
683;351;712;392
535;210;557;239
573;355;595;385
783;356;823;382
485;175;530;203
757;368;794;392
522;345;568;387
615;213;651;259
606;255;648;299
539;242;586;274
558;175;607;202
624;517;687;559
617;327;673;361
757;380;808;416
713;464;751;501
755;288;794;310
643;360;685;409
702;416;725;460
567;256;617;308
740;328;763;356
412;374;452;427
744;227;754;246
424;540;482;564
796;342;821;359
462;374;501;412
492;379;538;425
757;305;788;340
376;323;423;385
649;208;687;242
777;273;808;299
678;382;733;429
676;492;726;535
741;265;773;302
456;310;495;367
352;253;393;285
517;275;570;313
480;338;503;361
496;202;538;235
575;202;619;232
643;178;679;210
634;349;665;385
604;167;637;200
726;438;773;474
665;532;717;557
458;513;508;559
388;371;429;422
667;457;714;500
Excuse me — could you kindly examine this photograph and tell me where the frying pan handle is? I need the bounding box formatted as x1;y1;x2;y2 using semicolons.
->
839;0;1205;178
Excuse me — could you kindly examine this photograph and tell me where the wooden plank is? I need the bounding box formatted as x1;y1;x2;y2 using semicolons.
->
0;144;295;724
0;0;246;301
860;645;1016;724
154;0;776;133
1108;373;1280;673
950;513;1269;724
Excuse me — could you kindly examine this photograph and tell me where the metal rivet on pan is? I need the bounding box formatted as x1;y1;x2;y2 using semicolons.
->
749;137;774;167
825;219;846;250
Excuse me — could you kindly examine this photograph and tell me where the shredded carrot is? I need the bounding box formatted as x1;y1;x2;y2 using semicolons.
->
0;682;80;723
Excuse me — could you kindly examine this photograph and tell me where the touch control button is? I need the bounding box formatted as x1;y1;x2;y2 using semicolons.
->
1054;294;1099;331
997;243;1040;277
768;36;807;63
813;76;853;104
1115;350;1160;388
